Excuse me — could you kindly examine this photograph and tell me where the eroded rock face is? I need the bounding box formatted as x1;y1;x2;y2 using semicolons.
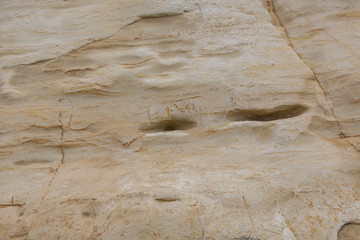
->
0;0;359;239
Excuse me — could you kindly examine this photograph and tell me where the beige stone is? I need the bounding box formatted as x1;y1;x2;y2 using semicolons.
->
0;0;359;239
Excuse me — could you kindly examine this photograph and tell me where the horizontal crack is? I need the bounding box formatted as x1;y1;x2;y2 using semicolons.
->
0;203;24;208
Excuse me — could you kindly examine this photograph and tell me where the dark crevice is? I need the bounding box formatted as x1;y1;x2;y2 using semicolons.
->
139;119;196;133
14;160;51;166
154;197;180;202
227;105;308;122
138;11;185;19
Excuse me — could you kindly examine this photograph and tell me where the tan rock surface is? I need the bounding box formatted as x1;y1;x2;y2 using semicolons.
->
338;223;360;240
0;0;359;239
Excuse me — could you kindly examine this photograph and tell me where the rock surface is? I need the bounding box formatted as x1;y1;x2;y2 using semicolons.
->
0;0;359;239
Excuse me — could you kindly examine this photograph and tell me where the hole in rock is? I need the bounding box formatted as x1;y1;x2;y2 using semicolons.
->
227;105;308;122
338;223;360;240
154;197;179;202
139;119;196;133
15;160;51;166
82;210;94;217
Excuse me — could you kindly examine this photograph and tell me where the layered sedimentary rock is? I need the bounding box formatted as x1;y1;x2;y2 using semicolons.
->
0;0;359;239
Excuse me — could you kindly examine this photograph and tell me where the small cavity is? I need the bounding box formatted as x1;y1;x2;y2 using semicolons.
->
81;210;95;217
154;192;180;202
338;223;360;240
14;160;51;166
154;197;179;202
139;119;196;133
139;11;184;19
227;105;308;122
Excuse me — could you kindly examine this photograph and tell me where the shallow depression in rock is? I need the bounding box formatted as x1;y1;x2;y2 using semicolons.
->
139;119;197;133
227;104;308;122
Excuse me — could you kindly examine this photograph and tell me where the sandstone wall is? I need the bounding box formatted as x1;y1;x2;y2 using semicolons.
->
0;0;359;239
